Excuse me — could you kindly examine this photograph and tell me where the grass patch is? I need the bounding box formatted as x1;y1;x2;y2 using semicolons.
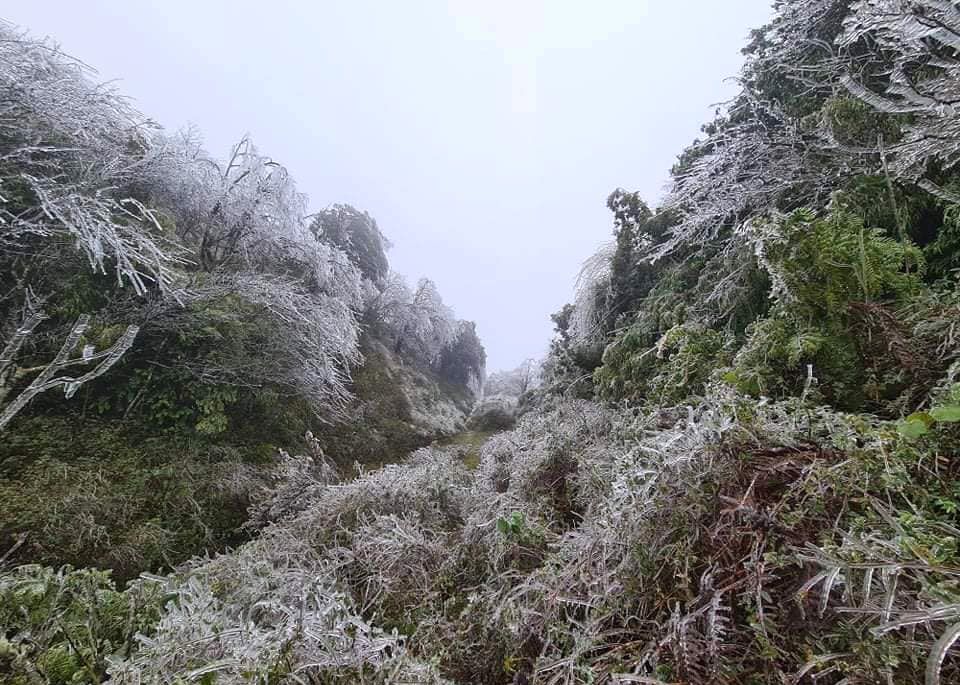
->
436;430;496;469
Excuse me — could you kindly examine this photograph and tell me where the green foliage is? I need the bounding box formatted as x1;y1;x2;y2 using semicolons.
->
761;208;924;318
833;174;943;249
595;203;941;412
718;209;929;409
81;293;300;439
647;325;732;404
596;322;730;405
606;189;659;328
0;565;163;684
592;244;723;405
897;411;934;438
495;511;526;538
897;396;960;439
45;270;115;322
107;367;240;436
821;95;902;148
593;325;650;401
494;508;547;572
727;309;863;405
0;417;263;579
927;193;960;278
438;321;486;388
931;405;960;422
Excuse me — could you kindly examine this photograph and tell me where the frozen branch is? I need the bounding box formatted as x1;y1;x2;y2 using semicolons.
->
0;314;138;430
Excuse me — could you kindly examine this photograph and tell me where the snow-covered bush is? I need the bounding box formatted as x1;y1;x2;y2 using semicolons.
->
8;384;959;684
466;397;516;432
286;447;471;547
106;536;445;684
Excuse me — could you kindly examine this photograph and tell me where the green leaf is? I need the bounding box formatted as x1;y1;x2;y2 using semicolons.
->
930;406;960;423
721;371;739;386
897;418;930;439
496;518;509;536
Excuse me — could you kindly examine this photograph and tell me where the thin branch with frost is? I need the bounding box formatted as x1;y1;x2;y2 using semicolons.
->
188;271;362;415
0;22;180;292
0;296;46;404
140;132;310;273
569;241;615;350
0;313;138;430
372;275;457;365
840;0;960;181
20;175;181;294
655;97;836;262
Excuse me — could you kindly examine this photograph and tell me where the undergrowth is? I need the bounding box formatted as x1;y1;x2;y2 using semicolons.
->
8;390;960;683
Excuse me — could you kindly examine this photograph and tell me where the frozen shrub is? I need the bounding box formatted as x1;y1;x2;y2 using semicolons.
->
283;447;471;553
0;565;164;683
338;512;453;628
246;432;339;529
106;526;451;684
466;397;517;432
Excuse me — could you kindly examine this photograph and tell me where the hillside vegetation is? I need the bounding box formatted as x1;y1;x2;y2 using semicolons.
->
5;1;960;684
0;19;484;583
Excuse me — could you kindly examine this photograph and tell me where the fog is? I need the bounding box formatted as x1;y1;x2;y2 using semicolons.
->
6;1;773;370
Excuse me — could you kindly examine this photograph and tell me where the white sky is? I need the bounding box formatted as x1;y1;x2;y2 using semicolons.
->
6;1;773;371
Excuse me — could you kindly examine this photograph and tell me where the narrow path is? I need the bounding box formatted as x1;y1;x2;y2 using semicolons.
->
360;430;496;474
434;430;495;469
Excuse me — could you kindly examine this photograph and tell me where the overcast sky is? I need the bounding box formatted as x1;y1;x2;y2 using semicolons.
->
6;1;773;371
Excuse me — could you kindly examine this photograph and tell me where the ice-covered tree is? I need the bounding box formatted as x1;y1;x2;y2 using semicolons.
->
368;274;456;365
362;270;413;330
0;24;185;428
128;130;369;416
310;204;391;285
483;359;540;400
0;23;180;295
141;132;309;272
439;320;486;394
839;0;960;199
569;242;615;353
